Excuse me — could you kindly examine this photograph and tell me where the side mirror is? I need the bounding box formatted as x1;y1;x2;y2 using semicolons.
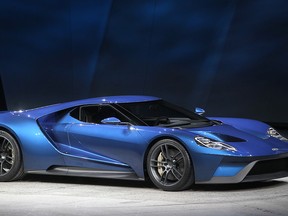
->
195;107;205;115
101;117;121;124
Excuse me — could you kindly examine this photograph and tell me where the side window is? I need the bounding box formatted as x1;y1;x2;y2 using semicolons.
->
71;105;128;124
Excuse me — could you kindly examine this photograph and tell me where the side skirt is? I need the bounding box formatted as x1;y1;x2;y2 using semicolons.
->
27;166;143;181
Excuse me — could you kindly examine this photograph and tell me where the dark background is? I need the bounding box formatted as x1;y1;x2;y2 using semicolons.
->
0;0;288;123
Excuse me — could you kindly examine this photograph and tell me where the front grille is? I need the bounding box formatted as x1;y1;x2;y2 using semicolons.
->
247;157;288;176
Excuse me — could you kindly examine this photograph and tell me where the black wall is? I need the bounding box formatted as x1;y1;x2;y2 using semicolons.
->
1;0;288;123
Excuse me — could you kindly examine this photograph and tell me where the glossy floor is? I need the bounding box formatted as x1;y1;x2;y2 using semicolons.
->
0;175;288;216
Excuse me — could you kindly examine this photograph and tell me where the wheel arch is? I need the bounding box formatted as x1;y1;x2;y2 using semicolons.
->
0;126;25;181
0;126;23;145
0;126;24;164
143;135;195;181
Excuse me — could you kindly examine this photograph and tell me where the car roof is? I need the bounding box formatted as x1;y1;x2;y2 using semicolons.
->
19;95;161;119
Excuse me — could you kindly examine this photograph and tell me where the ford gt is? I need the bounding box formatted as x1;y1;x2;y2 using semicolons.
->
0;95;288;191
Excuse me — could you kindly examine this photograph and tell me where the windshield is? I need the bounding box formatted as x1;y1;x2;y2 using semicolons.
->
119;100;213;128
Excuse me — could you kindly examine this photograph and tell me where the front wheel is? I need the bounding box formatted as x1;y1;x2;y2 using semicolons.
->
146;139;194;191
0;130;24;181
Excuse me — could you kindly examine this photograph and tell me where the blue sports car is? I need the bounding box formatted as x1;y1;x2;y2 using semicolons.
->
1;96;288;191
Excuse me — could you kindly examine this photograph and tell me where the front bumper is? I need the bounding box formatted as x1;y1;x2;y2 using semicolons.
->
196;153;288;184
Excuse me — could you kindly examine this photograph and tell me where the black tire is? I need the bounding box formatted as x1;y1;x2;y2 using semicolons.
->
0;130;24;181
146;139;194;191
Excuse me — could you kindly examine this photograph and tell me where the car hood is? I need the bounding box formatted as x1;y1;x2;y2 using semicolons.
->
183;124;288;156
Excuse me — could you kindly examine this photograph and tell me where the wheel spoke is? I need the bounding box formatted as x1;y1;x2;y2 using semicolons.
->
0;162;3;175
171;167;183;180
2;140;9;151
0;139;6;151
160;144;171;160
3;167;9;173
150;164;164;168
0;135;15;177
4;159;13;165
6;155;13;160
175;155;184;163
151;159;164;164
160;170;169;185
173;151;181;159
150;159;165;167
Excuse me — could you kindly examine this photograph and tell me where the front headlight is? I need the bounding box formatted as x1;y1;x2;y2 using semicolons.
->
195;136;237;151
267;127;288;141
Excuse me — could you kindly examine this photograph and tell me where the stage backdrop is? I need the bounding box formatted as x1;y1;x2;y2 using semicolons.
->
1;0;288;123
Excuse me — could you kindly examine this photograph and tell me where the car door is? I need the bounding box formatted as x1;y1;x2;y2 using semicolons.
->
66;105;145;169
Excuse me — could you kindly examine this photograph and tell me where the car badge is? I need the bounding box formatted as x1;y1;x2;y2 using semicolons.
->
272;148;279;151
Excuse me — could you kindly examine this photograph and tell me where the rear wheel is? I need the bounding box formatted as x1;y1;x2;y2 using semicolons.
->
0;130;24;181
147;139;194;191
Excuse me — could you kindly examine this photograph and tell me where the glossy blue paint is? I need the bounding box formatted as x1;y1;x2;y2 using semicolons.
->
0;95;288;184
0;112;65;171
214;164;247;177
